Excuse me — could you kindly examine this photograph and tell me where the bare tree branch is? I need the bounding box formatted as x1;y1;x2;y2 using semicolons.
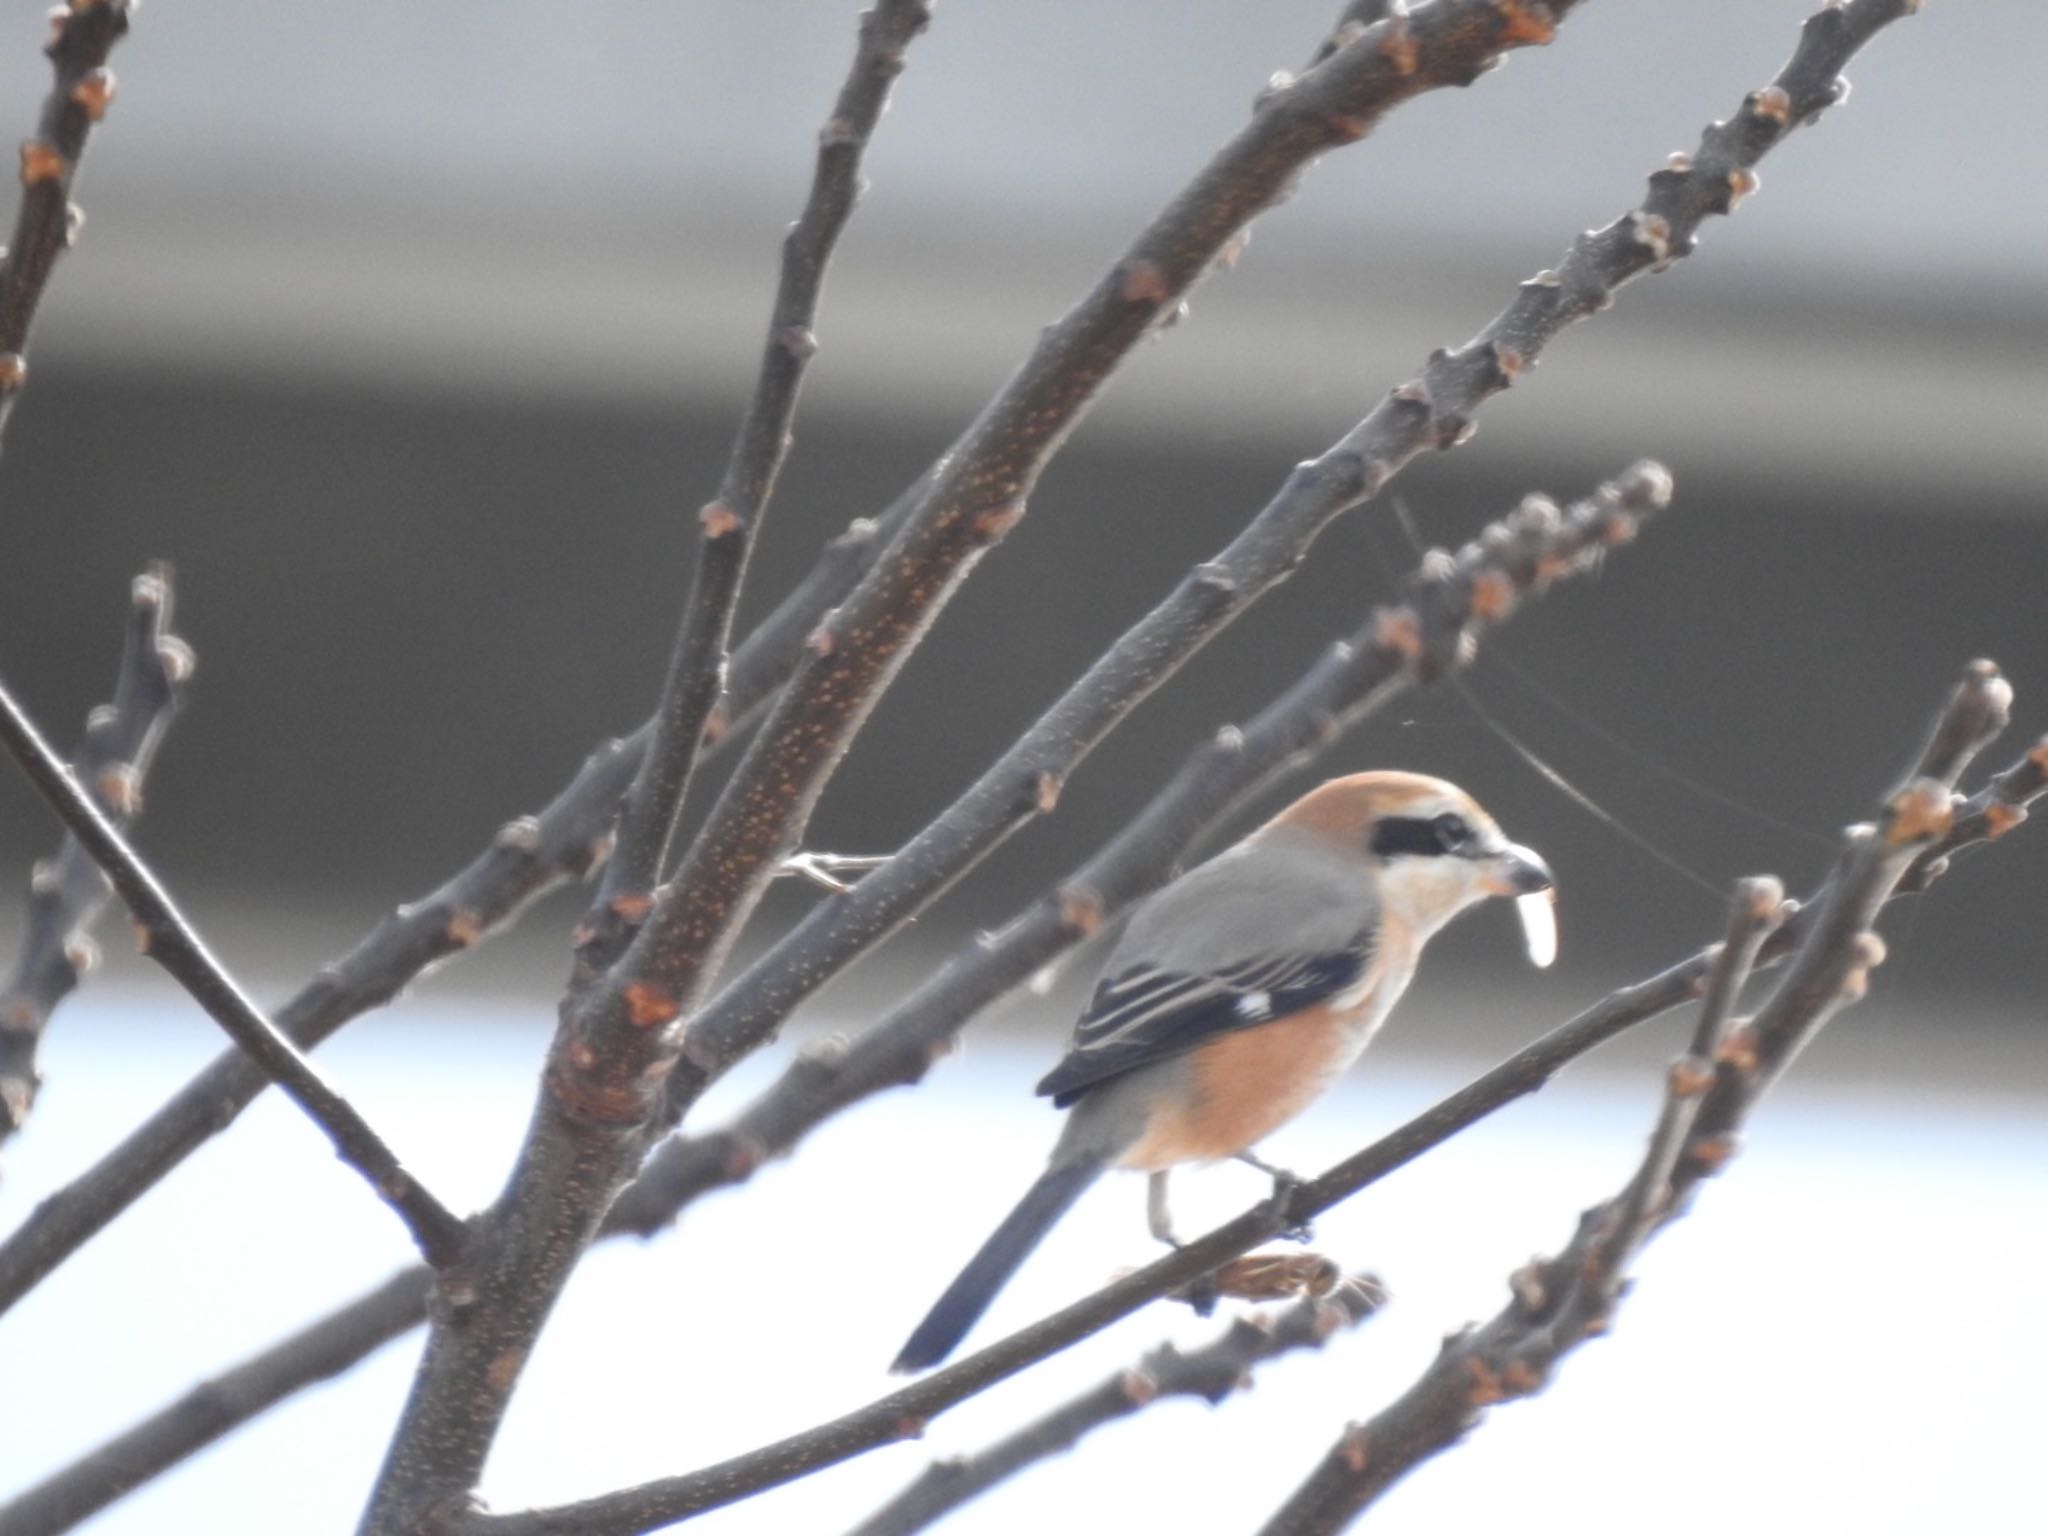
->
0;674;467;1269
846;1276;1388;1536
359;9;1595;1526
447;666;2038;1536
0;734;625;1317
576;0;935;983
0;567;191;1145
0;0;128;461
1254;661;2013;1536
614;463;1674;1236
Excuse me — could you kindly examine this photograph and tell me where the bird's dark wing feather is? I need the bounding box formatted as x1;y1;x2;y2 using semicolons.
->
1035;946;1370;1108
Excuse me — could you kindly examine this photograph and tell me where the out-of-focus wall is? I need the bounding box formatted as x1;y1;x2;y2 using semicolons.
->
0;1;2042;1012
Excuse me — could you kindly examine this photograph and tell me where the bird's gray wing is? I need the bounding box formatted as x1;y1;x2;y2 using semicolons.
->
1035;945;1372;1107
1035;831;1381;1108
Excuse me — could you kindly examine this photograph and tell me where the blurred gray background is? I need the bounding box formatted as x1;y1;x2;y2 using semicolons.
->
0;0;2043;1009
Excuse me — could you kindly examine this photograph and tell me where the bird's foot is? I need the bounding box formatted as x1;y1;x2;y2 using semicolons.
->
1264;1169;1313;1244
1179;1269;1220;1317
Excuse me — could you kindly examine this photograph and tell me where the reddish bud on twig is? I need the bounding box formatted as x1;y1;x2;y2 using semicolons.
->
699;501;743;539
1494;0;1558;46
1467;569;1516;623
1980;802;2026;839
1668;1056;1715;1097
1714;1025;1760;1076
1371;606;1423;663
69;66;115;120
19;140;64;186
1749;84;1794;124
1687;1133;1739;1174
1120;260;1170;305
1377;15;1419;75
608;890;654;924
1464;1355;1508;1407
1883;780;1954;846
623;983;680;1030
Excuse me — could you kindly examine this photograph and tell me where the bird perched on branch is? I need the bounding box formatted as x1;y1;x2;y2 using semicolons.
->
892;771;1555;1373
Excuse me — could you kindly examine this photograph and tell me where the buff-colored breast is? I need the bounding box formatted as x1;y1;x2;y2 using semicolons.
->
1116;1000;1363;1172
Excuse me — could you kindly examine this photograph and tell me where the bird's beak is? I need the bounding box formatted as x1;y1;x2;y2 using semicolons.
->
1482;843;1554;897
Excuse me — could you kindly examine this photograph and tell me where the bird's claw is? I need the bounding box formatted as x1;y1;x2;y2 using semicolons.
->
1264;1169;1313;1243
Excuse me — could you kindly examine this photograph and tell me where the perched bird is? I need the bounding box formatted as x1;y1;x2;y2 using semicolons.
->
892;770;1555;1373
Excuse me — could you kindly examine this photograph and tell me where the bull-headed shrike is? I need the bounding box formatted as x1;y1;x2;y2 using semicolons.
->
894;771;1554;1373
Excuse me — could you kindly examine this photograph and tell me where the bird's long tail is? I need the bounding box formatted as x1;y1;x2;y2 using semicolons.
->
891;1155;1105;1374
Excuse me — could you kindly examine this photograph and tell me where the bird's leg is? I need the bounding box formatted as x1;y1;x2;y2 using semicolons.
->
1236;1146;1313;1243
1147;1170;1180;1248
1150;1170;1220;1316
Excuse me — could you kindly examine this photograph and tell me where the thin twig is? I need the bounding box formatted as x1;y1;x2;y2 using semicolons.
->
0;0;129;461
845;1277;1388;1536
1253;662;2010;1536
0;674;467;1269
575;0;935;984
614;464;1674;1236
359;10;1592;1528
1;568;192;1145
32;717;2046;1535
1601;875;1782;1274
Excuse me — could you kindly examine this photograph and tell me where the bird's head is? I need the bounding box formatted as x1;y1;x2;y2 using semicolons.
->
1266;770;1556;965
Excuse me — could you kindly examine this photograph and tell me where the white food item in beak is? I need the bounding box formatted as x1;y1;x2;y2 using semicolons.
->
1516;890;1557;969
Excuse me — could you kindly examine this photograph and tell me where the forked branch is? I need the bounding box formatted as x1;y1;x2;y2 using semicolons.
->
0;675;467;1269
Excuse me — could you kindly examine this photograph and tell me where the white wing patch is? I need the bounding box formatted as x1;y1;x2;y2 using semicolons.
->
1234;990;1271;1020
